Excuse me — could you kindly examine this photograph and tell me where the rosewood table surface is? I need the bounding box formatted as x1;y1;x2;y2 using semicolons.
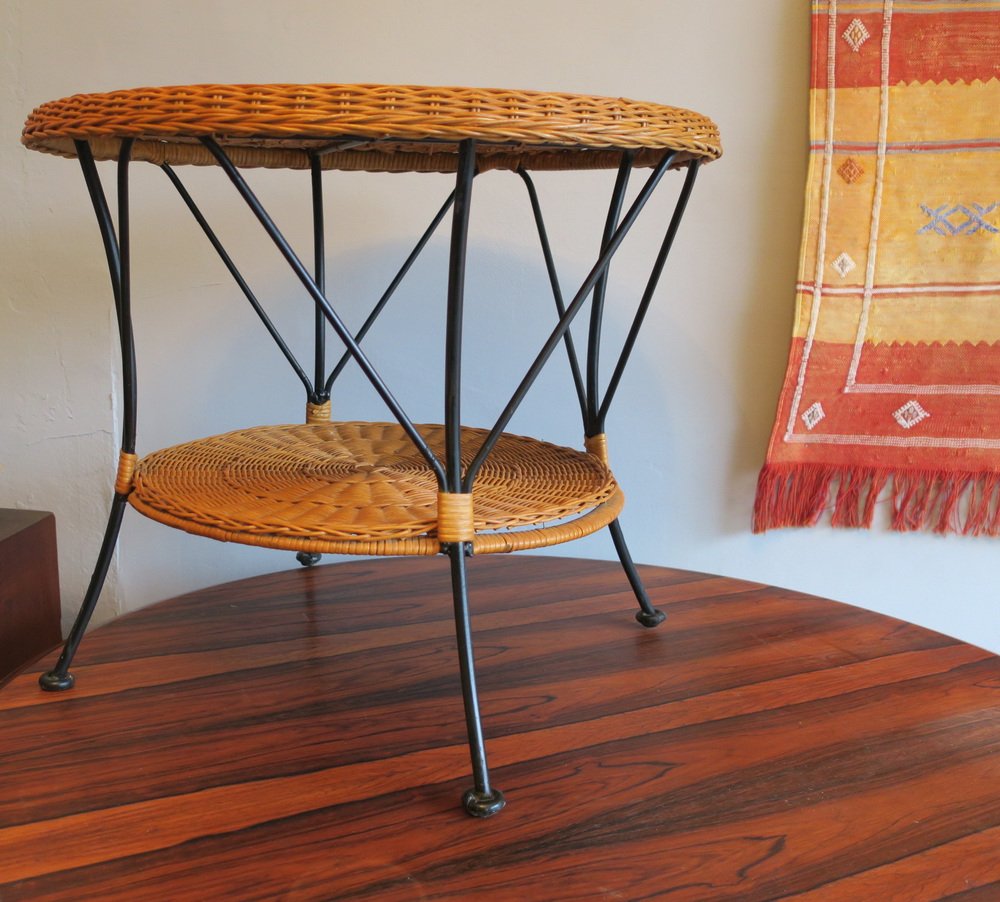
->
1;555;998;900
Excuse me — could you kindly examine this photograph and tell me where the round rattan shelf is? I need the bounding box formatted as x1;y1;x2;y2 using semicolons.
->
126;422;623;556
22;83;722;173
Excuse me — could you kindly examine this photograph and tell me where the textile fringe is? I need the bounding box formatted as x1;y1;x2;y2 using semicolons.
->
753;464;1000;536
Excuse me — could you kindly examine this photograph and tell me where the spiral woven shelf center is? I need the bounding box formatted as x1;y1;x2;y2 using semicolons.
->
126;422;623;556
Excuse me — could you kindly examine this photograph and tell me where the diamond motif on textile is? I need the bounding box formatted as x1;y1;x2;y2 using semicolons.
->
893;400;930;430
842;18;871;52
801;402;826;431
831;252;856;277
837;158;865;184
918;202;1000;236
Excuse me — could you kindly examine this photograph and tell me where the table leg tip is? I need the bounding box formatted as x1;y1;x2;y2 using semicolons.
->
635;609;666;628
462;788;506;818
39;670;75;692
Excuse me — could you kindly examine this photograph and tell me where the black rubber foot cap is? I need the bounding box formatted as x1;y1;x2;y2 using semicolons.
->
462;788;506;818
39;671;75;692
635;608;666;628
296;552;322;567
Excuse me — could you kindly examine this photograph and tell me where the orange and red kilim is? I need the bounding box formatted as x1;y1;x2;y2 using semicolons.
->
754;0;1000;535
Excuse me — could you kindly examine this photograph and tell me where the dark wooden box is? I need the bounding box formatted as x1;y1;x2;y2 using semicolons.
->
0;510;61;683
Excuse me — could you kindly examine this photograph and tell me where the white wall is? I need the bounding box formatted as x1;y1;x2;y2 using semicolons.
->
3;0;996;653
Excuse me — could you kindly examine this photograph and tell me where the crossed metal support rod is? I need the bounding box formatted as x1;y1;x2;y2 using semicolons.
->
161;163;314;395
38;137;698;819
202;136;449;486
515;159;700;626
587;152;635;432
324;189;457;397
462;153;677;490
309;154;328;400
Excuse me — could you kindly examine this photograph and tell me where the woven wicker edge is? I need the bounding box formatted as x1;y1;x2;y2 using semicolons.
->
127;486;625;556
22;83;722;173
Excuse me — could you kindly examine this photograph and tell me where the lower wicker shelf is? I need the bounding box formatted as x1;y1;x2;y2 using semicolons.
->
127;421;623;555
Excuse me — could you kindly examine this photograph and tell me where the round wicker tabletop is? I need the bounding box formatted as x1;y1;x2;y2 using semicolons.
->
127;422;623;555
22;83;722;173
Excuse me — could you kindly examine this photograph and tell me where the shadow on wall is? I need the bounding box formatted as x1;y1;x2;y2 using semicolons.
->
724;7;812;535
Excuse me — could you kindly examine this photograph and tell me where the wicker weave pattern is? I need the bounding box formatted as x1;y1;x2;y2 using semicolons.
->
127;422;618;554
22;83;721;172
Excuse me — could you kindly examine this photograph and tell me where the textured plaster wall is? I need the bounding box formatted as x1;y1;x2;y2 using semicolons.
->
2;0;996;652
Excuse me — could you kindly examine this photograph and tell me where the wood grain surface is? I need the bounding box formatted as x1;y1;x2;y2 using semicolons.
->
0;555;997;900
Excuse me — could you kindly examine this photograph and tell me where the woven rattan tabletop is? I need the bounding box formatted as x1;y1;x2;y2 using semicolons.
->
22;83;722;173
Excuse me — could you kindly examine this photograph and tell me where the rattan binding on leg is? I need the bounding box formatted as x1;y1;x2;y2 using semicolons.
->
305;400;331;424
585;433;609;466
114;451;138;496
437;492;475;544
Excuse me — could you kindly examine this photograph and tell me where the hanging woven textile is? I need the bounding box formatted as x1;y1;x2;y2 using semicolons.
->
754;0;1000;534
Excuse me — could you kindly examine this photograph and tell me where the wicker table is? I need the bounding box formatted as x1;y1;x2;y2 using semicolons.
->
22;83;721;816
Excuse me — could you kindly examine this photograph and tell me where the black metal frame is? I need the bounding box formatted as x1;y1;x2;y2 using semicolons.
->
38;137;699;818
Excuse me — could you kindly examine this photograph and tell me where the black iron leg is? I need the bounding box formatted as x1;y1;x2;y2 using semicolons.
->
607;518;665;628
39;493;129;691
447;542;506;817
295;552;322;567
